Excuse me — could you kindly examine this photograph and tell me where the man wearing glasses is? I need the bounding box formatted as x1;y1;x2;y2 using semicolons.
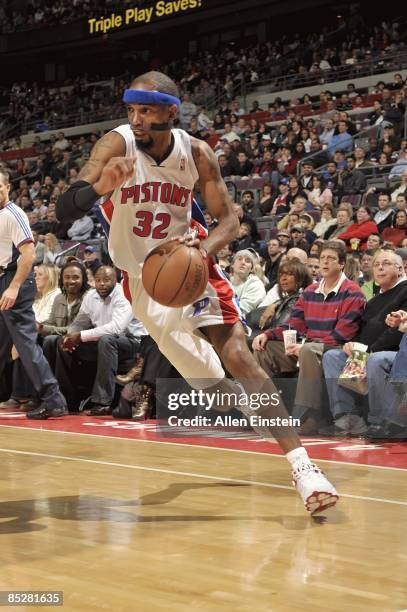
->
322;249;407;436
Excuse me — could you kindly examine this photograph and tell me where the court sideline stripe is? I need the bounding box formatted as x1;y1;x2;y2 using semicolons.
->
0;447;406;508
0;423;406;472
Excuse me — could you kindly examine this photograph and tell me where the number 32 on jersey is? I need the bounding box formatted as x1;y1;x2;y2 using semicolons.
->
132;211;170;239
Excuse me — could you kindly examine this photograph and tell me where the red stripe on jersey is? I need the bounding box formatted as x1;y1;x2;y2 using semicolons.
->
100;198;114;223
207;258;241;325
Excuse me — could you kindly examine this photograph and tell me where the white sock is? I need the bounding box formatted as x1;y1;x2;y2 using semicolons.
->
286;446;311;467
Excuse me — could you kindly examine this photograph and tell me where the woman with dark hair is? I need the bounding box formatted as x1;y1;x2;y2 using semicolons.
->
306;175;333;208
293;141;306;161
286;175;307;207
247;260;313;342
338;206;379;251
382;209;407;247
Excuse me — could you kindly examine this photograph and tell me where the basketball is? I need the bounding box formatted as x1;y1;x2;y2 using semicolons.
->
142;239;209;307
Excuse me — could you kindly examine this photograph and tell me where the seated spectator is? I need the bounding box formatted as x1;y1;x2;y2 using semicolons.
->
213;113;225;130
42;233;62;265
289;226;310;252
264;238;284;288
354;146;375;171
259;244;308;318
338;206;379;251
232;203;259;242
218;154;236;178
307;254;320;282
254;151;275;183
230;222;256;253
321;161;341;199
299;214;317;244
286;176;308;207
360;249;380;301
44;208;71;240
363;311;407;440
234;152;253;177
319;119;335;148
267;179;290;217
28;210;46;235
309;239;324;258
395;193;407;211
298;161;315;191
382;209;407;247
247;260;312;344
306;175;333;208
327;121;353;158
344;254;362;284
258;183;274;215
67;213;94;241
217;244;233;275
253;241;366;434
339;156;367;195
83;246;102;275
240;190;263;219
32;230;44;265
179;93;197;130
322;249;407;436
389;151;407;179
366;233;384;250
277;194;315;229
314;205;336;237
221;123;240;143
230;250;266;315
374;193;395;233
33;264;61;323
276;230;290;253
390;170;407;202
51;266;139;414
32;196;48;219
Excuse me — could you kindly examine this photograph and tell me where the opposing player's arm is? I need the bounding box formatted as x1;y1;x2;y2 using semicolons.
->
56;131;133;222
191;139;239;257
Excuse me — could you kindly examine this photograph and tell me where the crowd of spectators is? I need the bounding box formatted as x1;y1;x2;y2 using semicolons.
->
0;0;121;33
1;9;407;437
1;11;407;140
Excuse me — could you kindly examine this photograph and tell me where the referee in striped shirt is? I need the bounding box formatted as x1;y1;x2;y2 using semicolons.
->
0;168;67;419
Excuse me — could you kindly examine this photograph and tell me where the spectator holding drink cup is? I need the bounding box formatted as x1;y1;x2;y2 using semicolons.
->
338;206;379;252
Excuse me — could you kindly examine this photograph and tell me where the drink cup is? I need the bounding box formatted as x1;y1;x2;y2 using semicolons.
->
283;329;297;352
350;238;360;251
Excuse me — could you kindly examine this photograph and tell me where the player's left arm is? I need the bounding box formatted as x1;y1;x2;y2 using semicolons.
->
190;139;239;257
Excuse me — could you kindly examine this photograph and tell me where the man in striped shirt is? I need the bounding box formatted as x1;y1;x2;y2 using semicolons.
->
0;168;67;419
253;242;366;433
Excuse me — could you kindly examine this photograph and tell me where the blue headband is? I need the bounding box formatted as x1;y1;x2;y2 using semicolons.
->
122;89;180;107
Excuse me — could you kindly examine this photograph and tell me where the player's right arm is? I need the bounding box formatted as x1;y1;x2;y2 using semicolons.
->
56;131;134;222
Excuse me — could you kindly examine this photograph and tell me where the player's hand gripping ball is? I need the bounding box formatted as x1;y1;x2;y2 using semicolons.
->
142;239;209;307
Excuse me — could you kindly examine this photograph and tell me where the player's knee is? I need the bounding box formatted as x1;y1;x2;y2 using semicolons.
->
223;342;256;375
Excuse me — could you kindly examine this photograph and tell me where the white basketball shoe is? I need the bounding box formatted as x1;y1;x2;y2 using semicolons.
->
292;462;339;515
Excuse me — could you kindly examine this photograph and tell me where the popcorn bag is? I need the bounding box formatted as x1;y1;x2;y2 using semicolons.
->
338;343;369;395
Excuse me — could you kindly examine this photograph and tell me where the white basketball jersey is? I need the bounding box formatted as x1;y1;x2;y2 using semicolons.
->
107;125;199;278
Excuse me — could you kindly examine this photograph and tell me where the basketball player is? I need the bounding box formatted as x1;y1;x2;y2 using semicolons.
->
56;72;338;514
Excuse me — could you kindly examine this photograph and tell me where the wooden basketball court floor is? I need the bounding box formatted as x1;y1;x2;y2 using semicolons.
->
0;415;406;612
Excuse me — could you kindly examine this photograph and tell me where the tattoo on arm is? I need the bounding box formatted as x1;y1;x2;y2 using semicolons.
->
78;160;103;181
